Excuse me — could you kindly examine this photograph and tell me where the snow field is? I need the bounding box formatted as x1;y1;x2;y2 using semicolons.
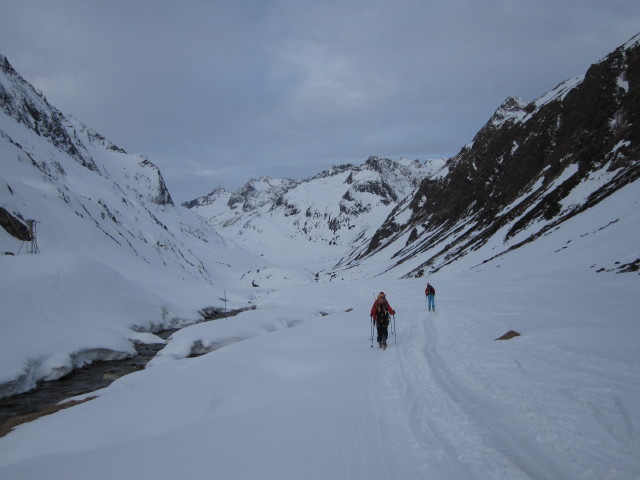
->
1;273;639;479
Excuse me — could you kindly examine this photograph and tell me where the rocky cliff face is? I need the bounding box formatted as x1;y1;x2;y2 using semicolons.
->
347;34;640;276
0;56;98;172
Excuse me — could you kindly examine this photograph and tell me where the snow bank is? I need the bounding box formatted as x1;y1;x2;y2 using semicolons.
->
0;254;186;397
150;306;318;365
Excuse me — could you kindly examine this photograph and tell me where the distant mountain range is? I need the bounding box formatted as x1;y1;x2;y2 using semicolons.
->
2;33;639;281
183;156;446;269
184;33;640;279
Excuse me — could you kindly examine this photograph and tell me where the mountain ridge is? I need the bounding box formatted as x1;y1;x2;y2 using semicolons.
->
2;33;639;282
0;52;251;289
184;155;446;270
337;33;640;277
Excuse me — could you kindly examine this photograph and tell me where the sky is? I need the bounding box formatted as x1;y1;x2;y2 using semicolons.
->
1;0;640;203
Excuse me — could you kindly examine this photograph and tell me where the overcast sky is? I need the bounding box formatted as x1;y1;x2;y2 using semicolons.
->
2;1;639;202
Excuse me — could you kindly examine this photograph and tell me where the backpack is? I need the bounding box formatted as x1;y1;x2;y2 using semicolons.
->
376;300;390;326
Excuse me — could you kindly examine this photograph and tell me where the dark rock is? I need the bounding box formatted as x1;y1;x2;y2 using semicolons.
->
0;207;30;241
495;330;521;341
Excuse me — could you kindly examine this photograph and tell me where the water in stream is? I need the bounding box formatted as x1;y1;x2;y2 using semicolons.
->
0;329;174;427
0;307;251;429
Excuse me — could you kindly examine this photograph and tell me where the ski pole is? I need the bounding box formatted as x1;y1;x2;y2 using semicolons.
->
370;317;374;348
393;315;397;344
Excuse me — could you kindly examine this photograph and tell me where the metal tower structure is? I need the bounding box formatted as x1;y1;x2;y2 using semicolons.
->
25;219;40;254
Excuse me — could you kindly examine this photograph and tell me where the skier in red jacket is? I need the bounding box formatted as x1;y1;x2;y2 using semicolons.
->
371;292;395;348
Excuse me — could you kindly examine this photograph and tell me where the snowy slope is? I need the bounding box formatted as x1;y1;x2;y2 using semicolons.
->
342;161;640;280
0;268;638;479
0;53;266;396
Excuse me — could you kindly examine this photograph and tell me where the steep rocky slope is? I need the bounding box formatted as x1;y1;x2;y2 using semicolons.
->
343;34;639;277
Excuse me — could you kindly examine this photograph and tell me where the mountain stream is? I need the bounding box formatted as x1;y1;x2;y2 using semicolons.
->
0;308;249;432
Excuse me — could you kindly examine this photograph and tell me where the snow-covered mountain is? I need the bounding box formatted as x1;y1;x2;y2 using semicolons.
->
0;52;263;286
183;35;640;283
336;34;640;278
0;52;264;396
184;156;446;273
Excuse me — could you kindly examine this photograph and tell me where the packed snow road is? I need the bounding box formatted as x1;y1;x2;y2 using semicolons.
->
0;275;638;479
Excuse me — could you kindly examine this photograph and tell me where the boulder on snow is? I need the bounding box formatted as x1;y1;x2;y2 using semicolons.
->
495;330;521;341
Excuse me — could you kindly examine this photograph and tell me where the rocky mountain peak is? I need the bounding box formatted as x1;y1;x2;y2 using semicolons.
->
0;54;98;172
181;187;229;209
226;176;299;212
488;96;528;128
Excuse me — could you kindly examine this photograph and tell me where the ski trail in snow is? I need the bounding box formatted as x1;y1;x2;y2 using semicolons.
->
336;345;388;479
440;315;578;477
375;304;476;478
372;295;576;479
586;394;640;452
421;317;569;479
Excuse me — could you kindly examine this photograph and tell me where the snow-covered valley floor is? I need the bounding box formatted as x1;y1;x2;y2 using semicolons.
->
1;271;638;480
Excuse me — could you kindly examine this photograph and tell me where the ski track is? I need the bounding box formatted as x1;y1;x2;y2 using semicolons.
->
373;299;575;479
336;345;386;479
